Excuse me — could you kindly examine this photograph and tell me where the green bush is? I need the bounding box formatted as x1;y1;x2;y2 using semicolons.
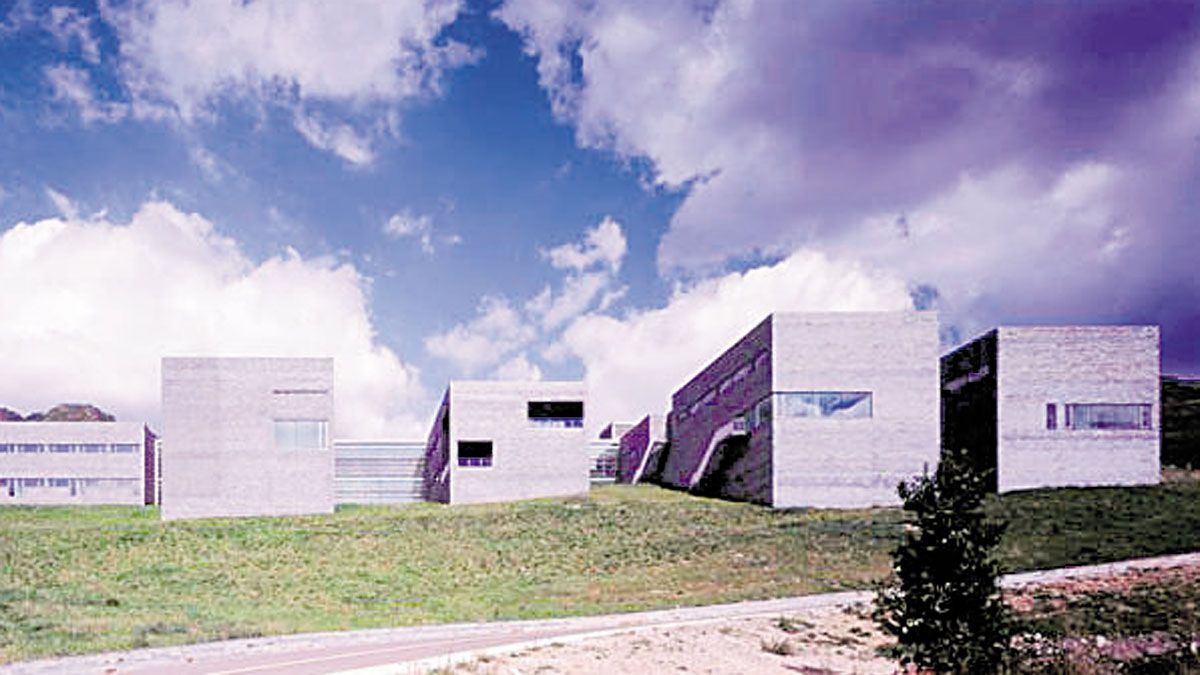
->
874;447;1013;673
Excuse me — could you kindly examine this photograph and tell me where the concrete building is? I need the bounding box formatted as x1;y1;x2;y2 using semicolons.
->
616;414;667;484
941;326;1160;493
423;381;589;504
334;440;426;504
660;312;941;508
0;422;156;505
161;357;334;520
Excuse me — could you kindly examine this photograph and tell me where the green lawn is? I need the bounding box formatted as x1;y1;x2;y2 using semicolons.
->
3;479;1199;663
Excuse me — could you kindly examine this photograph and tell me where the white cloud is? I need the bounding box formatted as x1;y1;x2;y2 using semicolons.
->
44;186;79;219
828;161;1153;338
493;353;543;381
44;64;128;124
425;296;537;374
44;5;101;64
382;209;460;254
540;215;626;272
526;270;610;330
188;144;233;183
292;111;376;167
426;217;629;374
100;0;480;160
557;250;913;432
0;200;428;437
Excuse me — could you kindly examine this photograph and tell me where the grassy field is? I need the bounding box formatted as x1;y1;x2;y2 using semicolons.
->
3;479;1200;663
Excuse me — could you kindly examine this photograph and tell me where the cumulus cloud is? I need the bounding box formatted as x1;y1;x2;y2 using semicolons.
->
540;215;626;273
44;64;129;124
382;209;459;254
44;186;79;219
425;296;537;375
0;199;428;437
556;250;913;431
292;110;376;167
43;5;101;64
499;0;1200;370
493;353;543;381
426;217;629;374
98;0;480;160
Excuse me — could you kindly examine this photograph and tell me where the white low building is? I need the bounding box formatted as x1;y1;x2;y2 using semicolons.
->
0;422;155;505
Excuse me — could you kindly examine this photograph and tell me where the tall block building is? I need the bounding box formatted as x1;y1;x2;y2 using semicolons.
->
424;381;589;504
662;312;941;508
942;326;1160;492
161;357;334;520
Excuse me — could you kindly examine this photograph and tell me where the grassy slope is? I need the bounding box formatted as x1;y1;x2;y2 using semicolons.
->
3;479;1200;662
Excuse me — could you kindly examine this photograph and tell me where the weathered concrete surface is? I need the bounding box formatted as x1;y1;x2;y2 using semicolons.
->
663;312;940;509
0;422;149;505
160;357;334;520
996;326;1160;492
428;381;589;505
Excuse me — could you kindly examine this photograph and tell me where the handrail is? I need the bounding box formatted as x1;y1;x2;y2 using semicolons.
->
686;416;748;489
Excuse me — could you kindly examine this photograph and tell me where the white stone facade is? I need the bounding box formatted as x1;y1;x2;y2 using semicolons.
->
425;381;589;505
665;312;941;509
997;326;1157;491
160;357;335;520
0;422;152;505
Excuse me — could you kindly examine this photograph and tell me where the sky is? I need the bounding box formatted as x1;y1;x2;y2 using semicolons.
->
0;0;1197;438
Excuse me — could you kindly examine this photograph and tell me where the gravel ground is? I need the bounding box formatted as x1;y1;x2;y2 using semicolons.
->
432;604;895;675
434;556;1200;675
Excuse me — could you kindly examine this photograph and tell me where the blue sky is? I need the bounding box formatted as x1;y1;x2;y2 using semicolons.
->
0;0;1197;435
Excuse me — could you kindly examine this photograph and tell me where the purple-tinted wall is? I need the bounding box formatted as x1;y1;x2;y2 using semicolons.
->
660;316;774;503
422;390;450;503
143;425;157;505
616;416;650;484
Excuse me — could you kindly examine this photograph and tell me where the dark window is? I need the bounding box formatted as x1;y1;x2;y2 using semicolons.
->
458;440;493;467
528;401;584;428
1046;403;1057;430
528;401;584;419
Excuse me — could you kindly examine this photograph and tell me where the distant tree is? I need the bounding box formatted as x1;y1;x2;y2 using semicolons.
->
1162;376;1200;469
874;447;1012;674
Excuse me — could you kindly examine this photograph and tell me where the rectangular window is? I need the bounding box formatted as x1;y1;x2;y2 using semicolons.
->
111;443;138;453
81;443;106;453
274;420;329;450
776;392;873;419
457;440;493;467
1046;403;1057;430
1065;404;1152;430
48;478;70;488
21;478;45;488
19;443;43;453
0;444;10;453
49;443;74;453
528;401;584;428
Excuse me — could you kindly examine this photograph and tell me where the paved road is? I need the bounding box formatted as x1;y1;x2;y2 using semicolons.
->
4;551;1197;675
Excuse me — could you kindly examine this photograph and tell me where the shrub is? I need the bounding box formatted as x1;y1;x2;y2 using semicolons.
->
873;447;1013;673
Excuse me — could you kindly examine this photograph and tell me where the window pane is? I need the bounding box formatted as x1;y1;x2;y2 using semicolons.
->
1066;404;1151;430
527;401;584;419
294;421;325;449
776;392;872;419
274;420;328;449
1046;403;1057;430
274;421;296;449
528;401;584;428
458;440;493;467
